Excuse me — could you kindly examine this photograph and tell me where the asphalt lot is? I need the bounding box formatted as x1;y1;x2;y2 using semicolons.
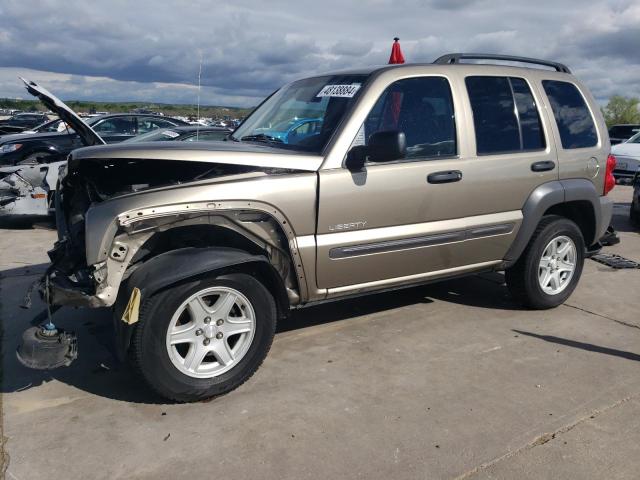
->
1;186;639;480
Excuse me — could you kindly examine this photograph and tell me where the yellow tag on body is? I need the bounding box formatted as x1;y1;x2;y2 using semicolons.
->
121;287;142;325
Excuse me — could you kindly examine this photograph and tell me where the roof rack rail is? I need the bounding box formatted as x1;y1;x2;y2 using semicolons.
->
433;53;571;74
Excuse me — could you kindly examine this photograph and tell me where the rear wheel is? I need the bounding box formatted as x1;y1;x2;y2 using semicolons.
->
506;215;585;309
130;273;276;402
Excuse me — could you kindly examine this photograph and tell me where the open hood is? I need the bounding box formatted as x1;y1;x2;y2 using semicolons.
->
20;77;106;147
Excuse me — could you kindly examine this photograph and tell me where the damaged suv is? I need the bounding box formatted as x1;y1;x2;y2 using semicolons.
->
25;54;615;402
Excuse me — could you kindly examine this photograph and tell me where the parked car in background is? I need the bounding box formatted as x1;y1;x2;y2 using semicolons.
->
609;124;640;145
631;171;640;227
0;112;188;166
124;126;231;143
28;54;615;402
0;113;50;135
0;79;107;218
254;117;323;144
20;118;66;134
611;130;640;183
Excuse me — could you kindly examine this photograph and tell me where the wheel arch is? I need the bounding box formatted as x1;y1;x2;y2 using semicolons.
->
113;246;290;361
504;179;604;267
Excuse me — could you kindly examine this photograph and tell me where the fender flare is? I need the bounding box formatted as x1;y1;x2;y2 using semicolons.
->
112;246;289;360
503;179;605;267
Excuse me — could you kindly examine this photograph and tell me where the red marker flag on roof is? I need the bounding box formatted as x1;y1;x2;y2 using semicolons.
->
385;37;405;128
388;37;405;64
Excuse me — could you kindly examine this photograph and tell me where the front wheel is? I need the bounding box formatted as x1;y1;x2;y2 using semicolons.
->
130;272;277;402
506;215;585;309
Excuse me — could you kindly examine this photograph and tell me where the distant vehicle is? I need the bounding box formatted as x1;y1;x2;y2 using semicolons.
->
611;131;640;183
20;118;67;134
254;117;323;144
631;172;640;227
124;126;231;143
0;113;50;135
226;120;241;129
0;79;191;218
0;113;188;166
609;124;640;145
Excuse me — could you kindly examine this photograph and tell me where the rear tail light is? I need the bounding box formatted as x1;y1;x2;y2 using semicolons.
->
31;193;46;199
604;154;616;195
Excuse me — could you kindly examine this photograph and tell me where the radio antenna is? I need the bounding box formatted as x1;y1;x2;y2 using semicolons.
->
196;53;202;140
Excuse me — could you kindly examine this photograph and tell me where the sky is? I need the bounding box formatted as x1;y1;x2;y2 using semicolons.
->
0;0;638;107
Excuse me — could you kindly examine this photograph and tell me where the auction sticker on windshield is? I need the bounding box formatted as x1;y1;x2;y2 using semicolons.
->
317;84;361;98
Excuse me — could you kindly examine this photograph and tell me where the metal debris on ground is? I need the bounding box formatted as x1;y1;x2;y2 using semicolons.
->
590;253;640;269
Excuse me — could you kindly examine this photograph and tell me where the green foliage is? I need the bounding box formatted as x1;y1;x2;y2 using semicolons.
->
602;95;640;127
0;97;252;119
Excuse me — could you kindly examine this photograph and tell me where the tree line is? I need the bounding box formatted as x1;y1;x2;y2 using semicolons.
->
0;98;252;118
3;94;639;128
601;96;640;127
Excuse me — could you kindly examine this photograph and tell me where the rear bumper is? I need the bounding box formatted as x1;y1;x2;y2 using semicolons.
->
597;195;614;242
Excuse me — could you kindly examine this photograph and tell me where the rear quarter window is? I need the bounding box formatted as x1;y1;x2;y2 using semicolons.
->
542;80;598;149
465;76;545;155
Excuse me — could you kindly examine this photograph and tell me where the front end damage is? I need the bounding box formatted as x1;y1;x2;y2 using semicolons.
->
40;156;303;311
17;140;318;370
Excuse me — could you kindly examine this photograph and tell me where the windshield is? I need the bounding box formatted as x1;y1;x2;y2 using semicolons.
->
124;128;182;143
626;131;640;144
85;116;103;126
232;74;369;153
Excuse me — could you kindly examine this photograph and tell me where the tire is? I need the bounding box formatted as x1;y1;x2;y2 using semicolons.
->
505;215;585;310
130;272;276;402
631;198;640;227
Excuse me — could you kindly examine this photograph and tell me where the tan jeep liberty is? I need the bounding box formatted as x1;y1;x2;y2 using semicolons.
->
20;53;616;401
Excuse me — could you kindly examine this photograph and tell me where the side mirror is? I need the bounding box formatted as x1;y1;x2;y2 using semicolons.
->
368;130;406;163
345;130;407;170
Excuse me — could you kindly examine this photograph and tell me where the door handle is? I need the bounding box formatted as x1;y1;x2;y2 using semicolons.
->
427;170;462;184
531;161;556;172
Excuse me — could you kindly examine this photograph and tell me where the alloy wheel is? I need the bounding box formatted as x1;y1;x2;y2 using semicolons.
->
165;286;256;378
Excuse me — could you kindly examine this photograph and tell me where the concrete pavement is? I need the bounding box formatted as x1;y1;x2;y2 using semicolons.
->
1;187;639;479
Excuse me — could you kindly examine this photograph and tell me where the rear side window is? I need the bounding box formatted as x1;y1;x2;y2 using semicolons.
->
466;76;545;155
542;80;598;149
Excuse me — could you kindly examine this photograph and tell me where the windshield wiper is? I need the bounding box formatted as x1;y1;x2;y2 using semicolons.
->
240;133;283;144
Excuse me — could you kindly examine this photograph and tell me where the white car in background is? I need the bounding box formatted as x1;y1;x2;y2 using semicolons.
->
611;131;640;184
